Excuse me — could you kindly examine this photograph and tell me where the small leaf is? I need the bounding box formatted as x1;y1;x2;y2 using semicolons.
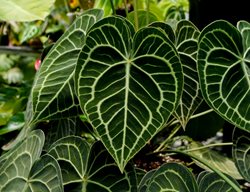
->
198;171;241;192
139;163;198;192
0;0;55;21
76;16;183;171
48;136;137;191
198;20;250;131
233;127;250;182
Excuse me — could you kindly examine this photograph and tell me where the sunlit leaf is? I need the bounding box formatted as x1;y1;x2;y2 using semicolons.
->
198;20;250;131
0;112;25;135
48;136;137;191
127;10;159;29
75;16;183;171
0;0;55;21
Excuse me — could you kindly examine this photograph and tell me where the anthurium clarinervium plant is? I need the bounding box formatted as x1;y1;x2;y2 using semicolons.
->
0;8;249;192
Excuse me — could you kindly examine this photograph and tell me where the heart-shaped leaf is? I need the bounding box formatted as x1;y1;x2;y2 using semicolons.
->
138;163;198;192
0;130;63;192
198;171;241;192
174;20;203;128
198;20;250;130
48;136;137;191
75;16;183;171
151;20;202;128
233;127;250;181
31;9;103;124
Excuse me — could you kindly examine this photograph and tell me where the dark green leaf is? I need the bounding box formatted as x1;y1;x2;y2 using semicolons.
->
31;9;104;123
233;127;250;182
139;163;198;192
75;16;183;171
198;171;241;192
0;130;63;191
48;136;137;191
198;20;250;130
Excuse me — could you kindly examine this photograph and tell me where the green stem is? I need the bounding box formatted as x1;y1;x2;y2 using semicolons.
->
123;0;129;17
183;142;233;153
170;109;214;127
146;0;150;25
0;46;42;56
110;0;116;15
133;0;139;31
168;150;242;192
63;0;70;13
155;124;182;152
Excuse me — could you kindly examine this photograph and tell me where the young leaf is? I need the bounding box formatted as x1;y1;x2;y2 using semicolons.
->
233;127;250;182
31;9;103;123
75;16;183;171
198;20;250;131
198;171;241;192
138;163;198;192
48;136;137;191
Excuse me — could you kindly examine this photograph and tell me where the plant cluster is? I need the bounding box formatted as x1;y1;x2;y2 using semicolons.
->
0;1;250;192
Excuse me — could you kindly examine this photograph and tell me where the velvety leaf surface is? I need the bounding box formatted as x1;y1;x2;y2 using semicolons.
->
174;20;203;128
0;0;55;21
75;16;183;171
198;171;241;192
151;20;202;128
198;20;250;130
31;9;103;123
41;117;84;151
139;163;198;192
27;154;63;192
0;130;62;191
233;127;250;182
48;136;137;191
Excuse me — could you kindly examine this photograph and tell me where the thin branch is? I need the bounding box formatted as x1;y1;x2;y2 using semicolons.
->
0;46;42;56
